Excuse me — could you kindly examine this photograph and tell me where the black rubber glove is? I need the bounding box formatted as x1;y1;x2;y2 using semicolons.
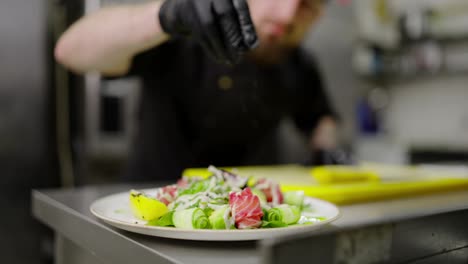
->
159;0;258;64
308;149;353;166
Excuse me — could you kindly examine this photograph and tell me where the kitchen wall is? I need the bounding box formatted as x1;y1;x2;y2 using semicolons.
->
259;1;364;164
387;76;468;150
303;0;468;164
305;0;363;144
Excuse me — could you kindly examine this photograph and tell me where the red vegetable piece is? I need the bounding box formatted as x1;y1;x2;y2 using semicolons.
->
255;178;283;204
155;185;178;206
229;188;263;229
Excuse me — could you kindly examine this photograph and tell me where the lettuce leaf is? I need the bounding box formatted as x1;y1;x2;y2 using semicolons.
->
178;180;210;196
261;221;288;228
147;211;174;227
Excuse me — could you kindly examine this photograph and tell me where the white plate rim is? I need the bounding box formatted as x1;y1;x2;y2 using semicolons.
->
90;188;340;241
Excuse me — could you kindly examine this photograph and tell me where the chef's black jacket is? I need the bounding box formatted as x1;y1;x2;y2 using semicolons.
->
122;39;335;181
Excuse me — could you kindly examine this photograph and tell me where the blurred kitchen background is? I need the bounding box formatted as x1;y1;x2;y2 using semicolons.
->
1;0;468;263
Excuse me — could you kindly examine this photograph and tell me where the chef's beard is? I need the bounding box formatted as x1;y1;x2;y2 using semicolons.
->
249;43;296;65
248;25;304;65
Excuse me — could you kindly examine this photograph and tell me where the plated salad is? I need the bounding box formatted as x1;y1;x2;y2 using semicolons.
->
129;166;322;230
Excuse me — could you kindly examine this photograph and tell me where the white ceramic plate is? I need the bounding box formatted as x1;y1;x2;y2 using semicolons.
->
90;188;340;241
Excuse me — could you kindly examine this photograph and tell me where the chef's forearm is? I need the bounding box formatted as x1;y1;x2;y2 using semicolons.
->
54;1;168;76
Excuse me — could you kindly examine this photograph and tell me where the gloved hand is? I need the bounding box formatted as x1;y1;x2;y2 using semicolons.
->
308;148;353;166
159;0;258;64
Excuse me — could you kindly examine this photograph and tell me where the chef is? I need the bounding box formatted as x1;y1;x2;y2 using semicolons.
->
55;0;339;181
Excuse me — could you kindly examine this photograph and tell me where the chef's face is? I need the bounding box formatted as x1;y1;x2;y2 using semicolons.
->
248;0;324;58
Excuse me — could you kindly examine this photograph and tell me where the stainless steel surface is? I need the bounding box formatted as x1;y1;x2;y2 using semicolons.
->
410;248;468;264
260;207;468;264
33;185;468;264
33;184;259;264
55;234;105;264
334;225;393;263
333;190;468;228
391;209;468;263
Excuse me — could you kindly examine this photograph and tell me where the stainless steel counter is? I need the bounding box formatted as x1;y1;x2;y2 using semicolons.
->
32;184;468;264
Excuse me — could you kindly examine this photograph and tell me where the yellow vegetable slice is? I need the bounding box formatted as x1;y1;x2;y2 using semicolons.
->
129;190;168;221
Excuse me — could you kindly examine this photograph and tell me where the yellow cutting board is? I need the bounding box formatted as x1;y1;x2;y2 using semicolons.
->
182;165;468;205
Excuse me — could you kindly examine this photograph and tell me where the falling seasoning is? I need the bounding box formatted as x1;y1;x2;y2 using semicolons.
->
218;75;233;91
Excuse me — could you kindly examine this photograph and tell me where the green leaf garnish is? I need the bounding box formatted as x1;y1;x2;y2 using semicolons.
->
147;211;174;227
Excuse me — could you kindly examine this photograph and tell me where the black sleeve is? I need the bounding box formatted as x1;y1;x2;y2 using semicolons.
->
291;51;338;135
121;39;197;182
125;40;183;78
100;40;183;82
123;78;194;182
